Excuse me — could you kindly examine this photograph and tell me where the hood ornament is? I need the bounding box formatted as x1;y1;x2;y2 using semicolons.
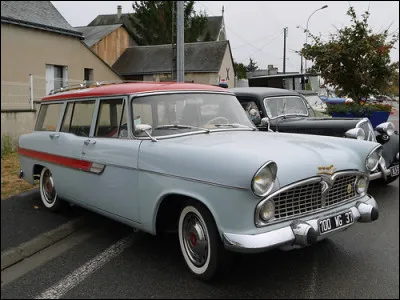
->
317;165;336;175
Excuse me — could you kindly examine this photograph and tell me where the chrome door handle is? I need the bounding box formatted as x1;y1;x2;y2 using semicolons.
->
49;133;60;139
84;139;96;145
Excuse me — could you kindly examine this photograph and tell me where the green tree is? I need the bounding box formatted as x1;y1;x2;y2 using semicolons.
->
301;6;399;103
130;1;210;45
246;57;259;72
234;60;247;79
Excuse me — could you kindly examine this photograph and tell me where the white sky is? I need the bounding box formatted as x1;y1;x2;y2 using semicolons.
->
52;1;399;73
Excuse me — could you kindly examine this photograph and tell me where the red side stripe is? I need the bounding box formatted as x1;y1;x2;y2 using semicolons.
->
18;147;92;171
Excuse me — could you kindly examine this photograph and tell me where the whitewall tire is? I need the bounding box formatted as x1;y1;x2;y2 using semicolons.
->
39;167;64;212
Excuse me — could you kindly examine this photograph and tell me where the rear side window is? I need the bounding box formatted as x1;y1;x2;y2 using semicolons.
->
95;99;127;138
35;103;64;131
61;100;96;137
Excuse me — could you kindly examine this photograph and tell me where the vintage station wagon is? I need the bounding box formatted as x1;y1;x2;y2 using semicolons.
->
19;82;382;280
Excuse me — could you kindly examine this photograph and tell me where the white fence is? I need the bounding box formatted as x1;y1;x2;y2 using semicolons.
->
1;75;86;110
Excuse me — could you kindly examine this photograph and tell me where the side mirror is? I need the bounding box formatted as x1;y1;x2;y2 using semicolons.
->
134;124;157;142
260;117;272;131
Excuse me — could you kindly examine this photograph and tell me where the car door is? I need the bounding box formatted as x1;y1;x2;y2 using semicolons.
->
78;97;141;223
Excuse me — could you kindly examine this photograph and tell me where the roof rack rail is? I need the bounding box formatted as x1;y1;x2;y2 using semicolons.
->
47;80;159;95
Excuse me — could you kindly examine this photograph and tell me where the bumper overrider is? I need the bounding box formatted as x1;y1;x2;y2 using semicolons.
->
223;194;378;253
369;156;398;181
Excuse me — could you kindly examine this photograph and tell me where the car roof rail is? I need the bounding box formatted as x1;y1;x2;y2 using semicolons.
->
47;80;160;95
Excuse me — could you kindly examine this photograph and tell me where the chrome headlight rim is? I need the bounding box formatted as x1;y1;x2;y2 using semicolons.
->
345;127;366;140
354;175;369;195
251;161;278;197
365;145;383;172
376;122;395;136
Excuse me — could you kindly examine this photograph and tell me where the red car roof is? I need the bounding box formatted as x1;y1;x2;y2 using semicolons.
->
42;82;227;101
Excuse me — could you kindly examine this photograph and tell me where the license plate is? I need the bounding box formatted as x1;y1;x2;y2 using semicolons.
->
319;211;354;234
390;165;399;177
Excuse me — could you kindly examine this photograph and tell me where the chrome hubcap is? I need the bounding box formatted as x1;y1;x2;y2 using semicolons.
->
182;212;209;267
42;170;56;204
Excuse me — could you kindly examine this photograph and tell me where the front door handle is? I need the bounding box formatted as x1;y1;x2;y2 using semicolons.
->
84;139;96;145
49;133;60;140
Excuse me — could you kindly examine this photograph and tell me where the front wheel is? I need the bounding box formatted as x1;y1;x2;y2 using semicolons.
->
178;200;231;281
39;167;65;212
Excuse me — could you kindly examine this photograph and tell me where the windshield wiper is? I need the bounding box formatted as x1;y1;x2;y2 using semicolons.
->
214;123;256;130
155;124;210;133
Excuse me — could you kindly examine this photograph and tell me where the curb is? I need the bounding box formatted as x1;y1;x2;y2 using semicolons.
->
1;217;87;271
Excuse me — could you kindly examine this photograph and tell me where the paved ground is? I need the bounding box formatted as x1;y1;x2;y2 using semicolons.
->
1;179;398;299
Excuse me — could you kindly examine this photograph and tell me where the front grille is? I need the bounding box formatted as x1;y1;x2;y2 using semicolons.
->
357;120;376;142
274;181;322;219
270;174;359;221
326;175;357;206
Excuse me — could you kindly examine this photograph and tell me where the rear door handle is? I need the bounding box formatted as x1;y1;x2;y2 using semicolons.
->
49;133;60;139
84;139;96;145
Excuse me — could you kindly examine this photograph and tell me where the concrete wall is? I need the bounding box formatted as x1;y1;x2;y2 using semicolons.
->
1;110;37;148
1;23;121;83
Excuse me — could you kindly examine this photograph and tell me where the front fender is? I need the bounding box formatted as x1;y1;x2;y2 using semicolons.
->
380;133;399;167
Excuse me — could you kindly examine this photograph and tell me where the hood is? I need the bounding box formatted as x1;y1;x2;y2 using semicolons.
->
138;130;380;189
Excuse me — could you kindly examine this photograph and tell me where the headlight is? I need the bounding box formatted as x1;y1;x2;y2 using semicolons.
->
355;176;368;194
376;122;395;136
259;200;275;221
345;128;365;140
366;146;382;172
251;161;278;197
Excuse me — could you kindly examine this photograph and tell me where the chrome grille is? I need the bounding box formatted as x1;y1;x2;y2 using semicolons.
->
326;175;357;206
357;119;376;142
273;181;322;220
269;173;360;221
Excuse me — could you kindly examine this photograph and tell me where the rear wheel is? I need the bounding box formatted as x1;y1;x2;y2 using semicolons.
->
39;167;65;212
178;200;231;281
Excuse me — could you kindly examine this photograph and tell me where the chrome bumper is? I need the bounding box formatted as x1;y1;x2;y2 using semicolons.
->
223;195;378;253
369;157;391;181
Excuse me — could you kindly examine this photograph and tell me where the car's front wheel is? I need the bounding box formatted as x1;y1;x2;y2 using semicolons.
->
178;200;230;281
39;167;65;212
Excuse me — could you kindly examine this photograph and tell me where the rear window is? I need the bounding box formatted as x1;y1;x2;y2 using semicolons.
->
35;103;64;131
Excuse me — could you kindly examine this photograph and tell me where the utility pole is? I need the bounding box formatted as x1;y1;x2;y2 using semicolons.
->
283;27;288;74
176;1;185;82
171;2;176;81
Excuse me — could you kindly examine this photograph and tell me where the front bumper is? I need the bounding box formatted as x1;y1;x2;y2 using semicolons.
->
223;195;378;253
369;156;397;181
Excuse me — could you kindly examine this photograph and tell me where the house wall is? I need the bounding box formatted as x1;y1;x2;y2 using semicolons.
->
91;26;136;66
1;23;121;145
143;73;219;85
218;46;234;88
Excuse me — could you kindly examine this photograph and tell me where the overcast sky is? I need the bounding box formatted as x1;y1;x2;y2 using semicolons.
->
52;1;399;73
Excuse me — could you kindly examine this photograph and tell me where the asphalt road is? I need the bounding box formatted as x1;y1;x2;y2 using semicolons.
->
1;179;398;299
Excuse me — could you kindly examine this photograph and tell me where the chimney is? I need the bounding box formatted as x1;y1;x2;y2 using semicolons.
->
117;5;122;18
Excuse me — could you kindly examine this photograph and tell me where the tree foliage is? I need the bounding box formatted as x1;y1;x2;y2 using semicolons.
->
301;6;399;103
246;57;259;72
234;61;247;79
130;1;211;45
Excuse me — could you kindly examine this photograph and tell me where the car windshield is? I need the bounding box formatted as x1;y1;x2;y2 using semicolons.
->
304;95;326;107
132;93;255;137
263;96;308;119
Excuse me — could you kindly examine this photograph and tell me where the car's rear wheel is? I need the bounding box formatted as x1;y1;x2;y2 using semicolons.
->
178;200;231;281
39;167;64;212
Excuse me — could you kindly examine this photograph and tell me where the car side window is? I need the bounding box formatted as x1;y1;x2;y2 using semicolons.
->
35;103;64;131
95;99;127;138
60;100;96;137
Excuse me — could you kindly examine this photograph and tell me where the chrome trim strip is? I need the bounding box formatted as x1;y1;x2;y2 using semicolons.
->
255;171;368;227
138;168;249;191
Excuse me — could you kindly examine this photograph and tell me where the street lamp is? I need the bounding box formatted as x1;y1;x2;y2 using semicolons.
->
304;5;328;72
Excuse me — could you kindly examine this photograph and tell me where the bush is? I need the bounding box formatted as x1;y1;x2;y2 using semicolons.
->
326;102;393;117
1;134;15;158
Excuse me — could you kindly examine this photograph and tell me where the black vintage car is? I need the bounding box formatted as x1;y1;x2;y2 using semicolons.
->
230;87;399;185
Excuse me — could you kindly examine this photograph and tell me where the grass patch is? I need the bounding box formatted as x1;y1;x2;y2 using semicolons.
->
1;152;36;200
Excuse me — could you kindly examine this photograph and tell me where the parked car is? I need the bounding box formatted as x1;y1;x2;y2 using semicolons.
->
19;82;383;281
230;87;399;185
296;90;327;116
319;95;354;104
